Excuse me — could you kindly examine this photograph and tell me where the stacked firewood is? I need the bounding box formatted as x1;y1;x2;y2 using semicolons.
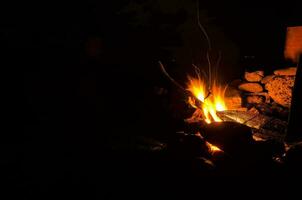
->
238;67;296;109
220;67;297;142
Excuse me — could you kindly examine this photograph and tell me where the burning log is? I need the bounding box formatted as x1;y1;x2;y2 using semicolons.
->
217;109;269;129
216;109;288;142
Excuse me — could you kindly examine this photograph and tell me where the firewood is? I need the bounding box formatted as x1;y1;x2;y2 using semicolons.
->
244;71;264;82
274;67;297;76
265;76;295;108
246;95;264;104
261;75;275;84
238;82;263;92
217;109;288;131
216;110;270;129
244;92;270;103
224;87;243;110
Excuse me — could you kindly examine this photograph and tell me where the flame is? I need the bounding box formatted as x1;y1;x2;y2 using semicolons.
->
195;132;222;153
187;76;227;124
206;141;223;154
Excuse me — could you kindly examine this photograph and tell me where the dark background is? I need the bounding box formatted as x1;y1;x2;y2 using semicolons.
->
3;0;302;197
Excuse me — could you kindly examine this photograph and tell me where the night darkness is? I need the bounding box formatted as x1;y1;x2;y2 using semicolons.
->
4;0;302;197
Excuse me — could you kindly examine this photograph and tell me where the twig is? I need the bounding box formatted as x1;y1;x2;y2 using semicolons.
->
201;69;209;82
159;61;207;107
193;63;209;83
204;90;212;101
158;61;186;92
192;64;201;78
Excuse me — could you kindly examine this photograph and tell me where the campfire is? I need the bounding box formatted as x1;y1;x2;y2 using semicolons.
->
153;25;302;177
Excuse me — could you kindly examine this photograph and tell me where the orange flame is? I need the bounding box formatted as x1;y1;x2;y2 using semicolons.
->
206;141;223;154
187;76;227;124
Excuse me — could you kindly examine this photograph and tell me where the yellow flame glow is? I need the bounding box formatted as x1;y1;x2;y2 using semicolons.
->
187;76;227;124
206;141;222;153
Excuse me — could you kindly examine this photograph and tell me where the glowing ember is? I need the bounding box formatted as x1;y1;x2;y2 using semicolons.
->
206;141;222;153
187;76;227;124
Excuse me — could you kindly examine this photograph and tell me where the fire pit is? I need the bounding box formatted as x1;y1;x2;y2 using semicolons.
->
153;25;302;176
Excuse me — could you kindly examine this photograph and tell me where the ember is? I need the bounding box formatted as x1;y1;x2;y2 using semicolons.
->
206;141;222;154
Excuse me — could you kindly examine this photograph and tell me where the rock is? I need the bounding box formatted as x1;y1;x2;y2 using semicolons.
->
246;95;264;104
261;75;276;84
201;122;253;154
173;131;210;157
244;71;264;82
238;83;263;92
274;67;297;76
200;122;254;156
265;76;295;108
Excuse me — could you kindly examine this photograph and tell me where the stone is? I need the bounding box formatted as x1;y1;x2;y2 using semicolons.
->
265;76;295;108
274;67;297;76
246;95;264;104
261;75;276;84
238;83;263;93
244;71;264;82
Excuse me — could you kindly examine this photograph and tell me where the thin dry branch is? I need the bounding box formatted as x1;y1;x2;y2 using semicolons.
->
158;61;186;92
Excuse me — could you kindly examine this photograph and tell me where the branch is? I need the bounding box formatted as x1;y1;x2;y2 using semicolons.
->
158;61;186;92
